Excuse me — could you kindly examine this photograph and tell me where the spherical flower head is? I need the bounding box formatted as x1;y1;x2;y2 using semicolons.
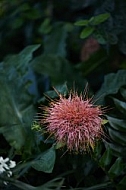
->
40;89;104;153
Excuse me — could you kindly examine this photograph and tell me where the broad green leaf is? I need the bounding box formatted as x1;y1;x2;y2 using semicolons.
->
74;20;89;26
120;88;126;100
31;54;86;88
113;98;126;116
31;54;70;85
38;90;58;103
44;24;68;56
104;141;126;158
80;26;94;39
108;157;124;178
89;13;110;25
99;148;112;168
107;116;126;132
4;45;40;74
95;70;126;104
45;82;68;98
19;45;40;67
38;83;68;103
0;125;26;150
0;74;35;126
32;147;56;173
0;75;21;126
108;127;126;146
55;82;68;95
0;46;39;152
0;76;35;152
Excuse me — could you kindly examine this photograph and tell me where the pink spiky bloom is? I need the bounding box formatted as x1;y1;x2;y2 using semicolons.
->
40;89;104;153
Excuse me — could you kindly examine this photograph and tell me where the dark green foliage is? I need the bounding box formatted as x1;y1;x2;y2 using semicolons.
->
75;13;110;39
31;146;56;173
95;71;126;189
0;45;40;154
0;0;126;190
95;70;126;104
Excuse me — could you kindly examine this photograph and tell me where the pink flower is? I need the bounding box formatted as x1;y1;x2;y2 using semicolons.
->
40;89;104;153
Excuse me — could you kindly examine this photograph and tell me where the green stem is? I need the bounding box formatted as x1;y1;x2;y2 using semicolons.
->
0;176;35;190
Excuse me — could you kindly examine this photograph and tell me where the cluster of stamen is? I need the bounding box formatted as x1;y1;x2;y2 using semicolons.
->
40;91;104;153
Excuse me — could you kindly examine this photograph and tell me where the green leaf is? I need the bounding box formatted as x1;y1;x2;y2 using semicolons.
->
4;45;40;74
38;83;68;103
104;141;126;158
0;75;21;126
0;75;35;152
120;88;126;100
55;82;68;95
0;125;26;150
89;13;110;25
95;70;126;104
32;54;71;85
80;26;95;39
0;73;36;126
32;147;56;173
0;46;39;152
108;157;124;178
19;45;40;67
75;13;110;27
113;98;126;116
74;20;89;26
108;127;126;146
32;54;86;88
99;148;112;168
44;24;68;56
107;116;126;132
